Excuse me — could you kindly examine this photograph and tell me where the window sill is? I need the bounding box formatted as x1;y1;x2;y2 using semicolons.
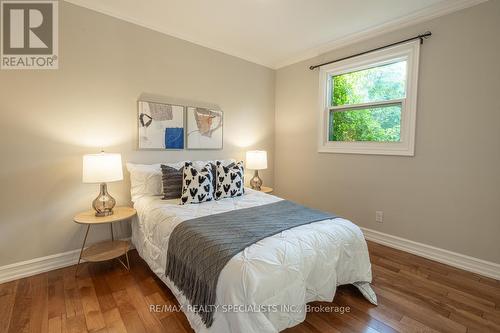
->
318;143;415;156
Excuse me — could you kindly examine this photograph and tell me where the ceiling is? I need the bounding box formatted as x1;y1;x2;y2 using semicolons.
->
65;0;485;69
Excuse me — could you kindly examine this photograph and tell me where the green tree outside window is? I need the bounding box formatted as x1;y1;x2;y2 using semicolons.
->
330;61;405;142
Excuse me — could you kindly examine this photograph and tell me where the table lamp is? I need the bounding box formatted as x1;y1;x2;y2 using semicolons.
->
246;150;267;191
82;152;123;216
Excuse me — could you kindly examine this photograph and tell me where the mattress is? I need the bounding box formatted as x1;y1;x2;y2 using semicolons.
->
131;189;373;333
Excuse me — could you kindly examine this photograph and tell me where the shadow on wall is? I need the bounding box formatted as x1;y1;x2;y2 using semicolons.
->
0;119;131;265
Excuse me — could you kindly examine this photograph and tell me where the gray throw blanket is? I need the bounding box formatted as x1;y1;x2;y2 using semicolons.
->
165;200;336;327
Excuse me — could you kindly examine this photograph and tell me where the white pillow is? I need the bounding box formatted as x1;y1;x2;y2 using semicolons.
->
126;163;162;202
126;159;236;202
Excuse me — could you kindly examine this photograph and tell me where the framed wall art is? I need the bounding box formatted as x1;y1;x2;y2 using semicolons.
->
138;101;185;149
186;107;223;149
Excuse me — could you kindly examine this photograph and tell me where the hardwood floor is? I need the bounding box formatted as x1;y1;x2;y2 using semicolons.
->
1;241;499;333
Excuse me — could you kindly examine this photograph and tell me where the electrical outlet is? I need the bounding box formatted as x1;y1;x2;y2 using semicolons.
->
375;211;384;223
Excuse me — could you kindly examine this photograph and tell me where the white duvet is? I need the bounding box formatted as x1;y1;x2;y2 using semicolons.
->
131;189;373;333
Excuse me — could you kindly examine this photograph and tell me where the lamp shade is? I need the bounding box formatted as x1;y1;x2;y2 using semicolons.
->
246;150;267;170
82;152;123;183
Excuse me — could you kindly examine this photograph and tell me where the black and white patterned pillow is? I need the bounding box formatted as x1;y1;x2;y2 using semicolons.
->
180;162;214;205
215;161;244;200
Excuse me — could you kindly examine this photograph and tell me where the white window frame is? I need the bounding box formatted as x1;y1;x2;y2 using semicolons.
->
318;41;420;156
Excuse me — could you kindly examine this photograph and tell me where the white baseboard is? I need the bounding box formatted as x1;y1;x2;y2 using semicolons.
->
1;232;498;284
0;238;133;284
362;227;500;280
0;249;80;284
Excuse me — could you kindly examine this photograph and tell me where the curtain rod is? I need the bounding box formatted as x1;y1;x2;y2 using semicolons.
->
309;31;432;70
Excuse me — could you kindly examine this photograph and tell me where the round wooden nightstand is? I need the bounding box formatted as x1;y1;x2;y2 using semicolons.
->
73;206;136;275
247;186;273;194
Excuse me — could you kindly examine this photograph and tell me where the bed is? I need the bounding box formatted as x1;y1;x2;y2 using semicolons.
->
130;186;374;333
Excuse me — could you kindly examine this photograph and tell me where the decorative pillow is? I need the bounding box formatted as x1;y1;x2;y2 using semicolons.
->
215;161;244;200
194;159;235;190
160;164;184;199
180;162;214;204
126;160;235;202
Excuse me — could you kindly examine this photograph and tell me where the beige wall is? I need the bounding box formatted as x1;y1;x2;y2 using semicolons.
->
274;1;500;263
1;1;498;269
0;3;275;266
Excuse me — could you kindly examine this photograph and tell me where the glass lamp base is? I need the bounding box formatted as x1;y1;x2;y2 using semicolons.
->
95;210;114;217
92;183;116;217
250;170;263;191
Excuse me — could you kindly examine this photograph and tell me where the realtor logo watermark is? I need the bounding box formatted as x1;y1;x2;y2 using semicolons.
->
1;0;58;69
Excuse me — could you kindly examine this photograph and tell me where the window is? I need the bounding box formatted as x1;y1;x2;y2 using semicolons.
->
318;41;420;155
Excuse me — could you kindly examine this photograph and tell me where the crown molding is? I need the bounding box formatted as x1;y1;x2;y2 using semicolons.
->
274;0;489;69
64;0;488;70
63;0;275;69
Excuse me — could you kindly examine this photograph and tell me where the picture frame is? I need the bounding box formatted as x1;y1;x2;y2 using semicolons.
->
137;101;185;150
186;107;223;150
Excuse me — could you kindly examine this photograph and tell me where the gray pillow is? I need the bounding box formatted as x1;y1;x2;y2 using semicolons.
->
161;165;183;199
